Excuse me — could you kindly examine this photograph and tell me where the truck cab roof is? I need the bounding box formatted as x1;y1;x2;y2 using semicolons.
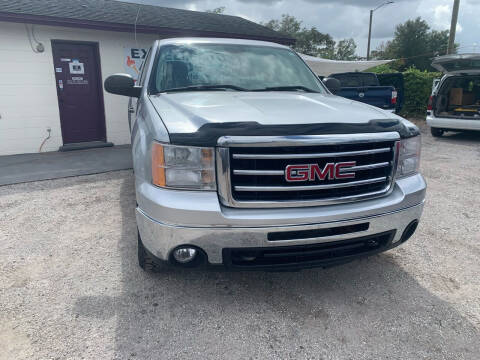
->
155;37;290;49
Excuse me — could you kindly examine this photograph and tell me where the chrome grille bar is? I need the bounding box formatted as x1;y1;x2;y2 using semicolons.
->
232;148;391;160
340;162;390;172
233;170;285;176
235;177;387;192
233;162;391;176
216;133;400;208
218;132;401;147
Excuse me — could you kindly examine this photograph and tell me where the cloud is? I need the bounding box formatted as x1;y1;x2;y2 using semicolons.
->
236;0;281;3
237;0;417;6
122;0;477;57
433;4;462;33
302;0;416;7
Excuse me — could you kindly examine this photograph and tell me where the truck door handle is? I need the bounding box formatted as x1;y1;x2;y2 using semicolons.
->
128;106;135;113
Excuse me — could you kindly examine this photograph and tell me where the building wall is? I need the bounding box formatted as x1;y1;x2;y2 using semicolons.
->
0;21;159;155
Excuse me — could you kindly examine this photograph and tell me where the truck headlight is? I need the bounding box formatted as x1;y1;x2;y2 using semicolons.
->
151;142;216;190
397;136;421;178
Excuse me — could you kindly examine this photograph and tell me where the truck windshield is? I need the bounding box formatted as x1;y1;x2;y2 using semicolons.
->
151;43;325;93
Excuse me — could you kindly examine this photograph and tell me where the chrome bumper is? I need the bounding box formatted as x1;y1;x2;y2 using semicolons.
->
136;173;426;265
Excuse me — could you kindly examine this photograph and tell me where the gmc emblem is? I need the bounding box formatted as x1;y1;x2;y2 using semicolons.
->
285;162;356;182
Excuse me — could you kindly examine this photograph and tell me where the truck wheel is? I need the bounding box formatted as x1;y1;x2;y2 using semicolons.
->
138;231;166;272
431;127;444;137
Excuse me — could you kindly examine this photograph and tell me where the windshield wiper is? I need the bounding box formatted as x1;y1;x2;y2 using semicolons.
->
156;84;320;94
252;85;320;93
161;84;248;93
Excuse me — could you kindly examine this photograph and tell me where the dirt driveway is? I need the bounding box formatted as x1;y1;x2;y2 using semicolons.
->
1;127;479;360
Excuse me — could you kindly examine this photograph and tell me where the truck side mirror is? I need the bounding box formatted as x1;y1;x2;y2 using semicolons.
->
323;78;341;94
104;74;141;98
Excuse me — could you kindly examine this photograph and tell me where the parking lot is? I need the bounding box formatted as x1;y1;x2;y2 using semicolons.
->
1;124;479;360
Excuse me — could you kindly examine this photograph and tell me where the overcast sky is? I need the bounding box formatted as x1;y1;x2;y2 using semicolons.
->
123;0;478;57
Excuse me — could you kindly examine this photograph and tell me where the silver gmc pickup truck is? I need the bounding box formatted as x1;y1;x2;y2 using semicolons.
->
105;38;426;271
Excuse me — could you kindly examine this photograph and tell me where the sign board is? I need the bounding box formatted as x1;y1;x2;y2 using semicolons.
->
69;59;85;75
124;48;148;82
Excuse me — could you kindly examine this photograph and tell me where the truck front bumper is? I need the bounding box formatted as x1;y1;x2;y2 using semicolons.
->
136;174;426;268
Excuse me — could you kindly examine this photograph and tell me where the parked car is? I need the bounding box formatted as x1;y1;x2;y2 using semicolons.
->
105;38;426;272
326;72;398;112
427;53;480;137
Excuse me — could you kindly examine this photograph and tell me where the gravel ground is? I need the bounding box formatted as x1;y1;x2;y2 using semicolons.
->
1;126;480;360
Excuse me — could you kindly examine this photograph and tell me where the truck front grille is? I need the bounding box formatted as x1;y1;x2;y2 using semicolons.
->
216;133;400;208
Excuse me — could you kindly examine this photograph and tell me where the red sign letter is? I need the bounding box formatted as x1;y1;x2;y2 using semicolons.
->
335;162;356;179
285;165;310;182
310;163;335;181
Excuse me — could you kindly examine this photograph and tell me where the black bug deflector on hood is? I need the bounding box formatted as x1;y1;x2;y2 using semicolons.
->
169;119;419;147
149;92;419;147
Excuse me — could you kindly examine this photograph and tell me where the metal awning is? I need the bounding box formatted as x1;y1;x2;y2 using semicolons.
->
300;53;394;76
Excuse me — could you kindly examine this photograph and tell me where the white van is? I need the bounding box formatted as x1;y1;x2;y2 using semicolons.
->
427;54;480;137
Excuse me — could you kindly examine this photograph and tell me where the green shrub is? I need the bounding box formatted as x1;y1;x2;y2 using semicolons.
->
368;63;399;74
401;68;441;116
369;66;441;116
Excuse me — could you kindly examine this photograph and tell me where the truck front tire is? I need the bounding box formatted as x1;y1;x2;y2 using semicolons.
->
431;127;444;137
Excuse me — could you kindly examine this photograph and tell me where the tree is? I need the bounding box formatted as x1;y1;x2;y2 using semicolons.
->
206;7;225;14
263;15;335;58
370;40;396;60
264;15;301;36
429;29;451;56
372;17;456;71
264;15;358;60
334;38;357;61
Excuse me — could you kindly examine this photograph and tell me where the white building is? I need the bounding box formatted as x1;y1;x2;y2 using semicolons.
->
0;0;292;155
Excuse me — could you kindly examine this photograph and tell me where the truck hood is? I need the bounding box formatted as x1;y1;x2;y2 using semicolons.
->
149;92;418;146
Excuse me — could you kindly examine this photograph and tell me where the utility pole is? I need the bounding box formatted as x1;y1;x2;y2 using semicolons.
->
367;10;373;60
447;0;460;54
366;1;394;60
